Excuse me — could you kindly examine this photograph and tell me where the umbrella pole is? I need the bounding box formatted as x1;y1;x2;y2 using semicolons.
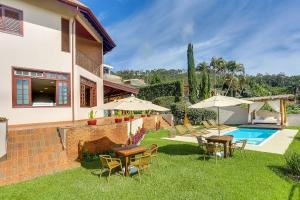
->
218;107;220;136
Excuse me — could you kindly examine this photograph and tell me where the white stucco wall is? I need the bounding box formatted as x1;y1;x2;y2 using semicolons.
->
0;0;104;125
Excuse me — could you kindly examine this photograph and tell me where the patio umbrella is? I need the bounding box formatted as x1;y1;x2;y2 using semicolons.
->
102;95;169;112
189;95;253;135
101;95;169;140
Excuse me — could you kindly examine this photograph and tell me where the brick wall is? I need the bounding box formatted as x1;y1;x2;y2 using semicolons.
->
65;123;128;161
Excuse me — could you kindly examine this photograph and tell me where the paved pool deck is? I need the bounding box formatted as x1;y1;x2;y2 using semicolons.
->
162;128;298;155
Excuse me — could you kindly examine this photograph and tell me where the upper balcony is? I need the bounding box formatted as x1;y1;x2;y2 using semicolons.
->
75;21;103;78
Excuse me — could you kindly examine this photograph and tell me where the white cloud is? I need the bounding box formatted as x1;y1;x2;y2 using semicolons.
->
104;0;300;75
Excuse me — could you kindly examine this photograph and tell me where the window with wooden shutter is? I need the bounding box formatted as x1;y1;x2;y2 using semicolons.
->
61;18;70;52
0;5;23;36
80;77;97;107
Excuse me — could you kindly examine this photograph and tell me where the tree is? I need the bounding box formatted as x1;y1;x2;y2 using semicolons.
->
149;73;161;84
196;61;208;71
209;57;226;95
187;43;197;103
199;66;211;100
223;61;245;96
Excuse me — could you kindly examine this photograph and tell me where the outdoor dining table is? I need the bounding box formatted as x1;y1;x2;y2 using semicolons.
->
206;135;233;158
111;144;146;176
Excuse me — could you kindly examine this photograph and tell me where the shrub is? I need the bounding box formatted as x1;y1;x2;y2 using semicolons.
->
152;96;183;109
188;108;216;125
286;103;300;114
138;81;183;101
285;152;300;177
170;102;186;125
170;102;216;125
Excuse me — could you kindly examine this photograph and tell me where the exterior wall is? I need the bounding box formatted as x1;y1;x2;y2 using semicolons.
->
0;0;105;124
74;65;104;120
0;0;74;125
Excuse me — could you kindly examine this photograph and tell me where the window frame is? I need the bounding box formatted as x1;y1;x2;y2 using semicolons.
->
80;76;97;108
12;67;71;108
0;4;23;36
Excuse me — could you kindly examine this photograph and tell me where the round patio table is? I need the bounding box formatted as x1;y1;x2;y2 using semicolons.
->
206;135;233;158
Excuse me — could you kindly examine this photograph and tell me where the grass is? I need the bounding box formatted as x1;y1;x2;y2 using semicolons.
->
0;128;300;200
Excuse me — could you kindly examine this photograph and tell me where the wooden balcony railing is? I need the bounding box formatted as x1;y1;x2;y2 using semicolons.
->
76;50;101;77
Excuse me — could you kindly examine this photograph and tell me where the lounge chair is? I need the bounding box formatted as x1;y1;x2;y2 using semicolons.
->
202;121;217;129
231;139;247;157
99;155;124;182
208;120;231;129
185;123;210;136
203;120;227;130
130;154;152;182
175;125;188;135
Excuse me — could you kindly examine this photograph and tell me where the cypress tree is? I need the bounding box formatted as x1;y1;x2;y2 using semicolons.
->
199;66;211;100
187;43;197;103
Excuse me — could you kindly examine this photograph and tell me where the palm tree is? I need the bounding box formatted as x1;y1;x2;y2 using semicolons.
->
223;61;245;96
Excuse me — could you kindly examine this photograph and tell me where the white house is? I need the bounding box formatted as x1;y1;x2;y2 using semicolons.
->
0;0;116;125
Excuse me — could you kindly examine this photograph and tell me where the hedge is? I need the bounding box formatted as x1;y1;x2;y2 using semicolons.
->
170;102;216;125
138;81;183;101
152;96;183;109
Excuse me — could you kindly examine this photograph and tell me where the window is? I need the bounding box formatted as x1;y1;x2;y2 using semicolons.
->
57;81;69;105
12;68;70;107
0;4;23;36
61;18;70;52
15;78;30;105
80;77;97;107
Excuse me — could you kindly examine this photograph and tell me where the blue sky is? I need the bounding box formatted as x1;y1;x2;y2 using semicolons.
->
82;0;300;75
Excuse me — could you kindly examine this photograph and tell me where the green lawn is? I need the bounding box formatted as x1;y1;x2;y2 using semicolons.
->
1;128;300;200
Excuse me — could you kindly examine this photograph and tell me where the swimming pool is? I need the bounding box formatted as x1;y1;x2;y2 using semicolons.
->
225;128;278;145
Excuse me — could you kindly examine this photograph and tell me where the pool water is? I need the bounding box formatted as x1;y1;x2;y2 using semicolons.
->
225;128;278;145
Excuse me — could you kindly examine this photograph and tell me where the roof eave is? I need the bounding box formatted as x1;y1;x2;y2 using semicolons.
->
57;0;116;54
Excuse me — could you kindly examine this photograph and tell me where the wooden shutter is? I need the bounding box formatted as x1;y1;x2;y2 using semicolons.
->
3;6;22;35
61;18;70;52
80;84;85;107
92;85;97;107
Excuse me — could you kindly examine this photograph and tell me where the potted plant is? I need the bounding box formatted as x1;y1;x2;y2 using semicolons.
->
0;117;8;160
147;110;151;117
87;110;97;125
124;111;130;121
141;111;146;117
115;110;123;123
130;111;134;119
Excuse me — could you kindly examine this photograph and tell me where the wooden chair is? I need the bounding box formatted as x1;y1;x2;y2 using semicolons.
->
196;136;207;153
99;155;124;182
208;119;230;129
130;154;152;182
203;142;224;163
144;144;158;165
231;139;247;157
